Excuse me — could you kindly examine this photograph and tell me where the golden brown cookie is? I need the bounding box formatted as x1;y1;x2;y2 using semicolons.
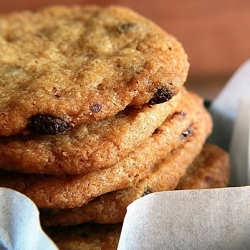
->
43;145;229;250
44;223;122;250
43;144;230;250
0;5;189;136
0;90;212;209
0;90;182;175
40;125;210;226
176;144;230;190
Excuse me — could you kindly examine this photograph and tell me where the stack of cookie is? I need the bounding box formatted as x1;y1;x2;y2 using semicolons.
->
0;5;229;249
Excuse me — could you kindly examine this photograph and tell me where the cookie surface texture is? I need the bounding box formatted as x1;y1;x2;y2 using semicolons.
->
43;146;229;249
0;90;212;209
41;143;229;226
176;144;230;189
0;5;189;136
0;90;182;175
40;123;210;226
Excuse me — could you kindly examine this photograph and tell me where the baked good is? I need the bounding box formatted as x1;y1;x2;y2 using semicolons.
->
44;143;230;249
0;5;189;136
0;90;182;175
0;5;230;250
40;132;212;226
0;90;212;208
176;143;230;189
44;223;122;250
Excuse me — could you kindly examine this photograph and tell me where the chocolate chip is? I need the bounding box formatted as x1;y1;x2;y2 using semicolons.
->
142;190;152;197
180;125;194;140
148;89;174;105
28;114;71;135
117;23;136;33
121;22;135;29
52;87;60;98
90;104;102;113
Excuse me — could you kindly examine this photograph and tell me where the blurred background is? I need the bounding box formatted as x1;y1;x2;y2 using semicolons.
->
1;0;250;100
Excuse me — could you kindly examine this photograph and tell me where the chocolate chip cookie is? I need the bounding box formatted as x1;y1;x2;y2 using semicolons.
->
0;90;212;209
40;127;210;226
176;144;230;189
0;89;183;175
0;5;189;136
44;144;229;250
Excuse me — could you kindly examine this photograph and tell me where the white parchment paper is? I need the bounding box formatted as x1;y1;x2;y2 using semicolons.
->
0;188;58;250
118;187;250;250
230;95;250;186
208;59;250;151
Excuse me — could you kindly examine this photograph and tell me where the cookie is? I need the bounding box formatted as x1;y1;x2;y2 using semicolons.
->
40;123;210;226
44;223;122;250
43;145;229;250
176;144;230;190
43;146;229;250
0;89;183;175
0;5;189;136
0;90;212;209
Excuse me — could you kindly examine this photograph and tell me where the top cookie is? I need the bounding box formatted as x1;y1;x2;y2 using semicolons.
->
0;5;189;136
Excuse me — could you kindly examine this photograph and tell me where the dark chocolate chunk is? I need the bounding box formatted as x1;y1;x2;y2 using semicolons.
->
142;190;152;197
90;104;102;113
180;125;194;140
28;114;71;135
148;89;173;105
120;22;135;30
52;87;60;98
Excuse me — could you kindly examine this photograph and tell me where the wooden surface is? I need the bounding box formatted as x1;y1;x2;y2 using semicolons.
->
1;0;250;100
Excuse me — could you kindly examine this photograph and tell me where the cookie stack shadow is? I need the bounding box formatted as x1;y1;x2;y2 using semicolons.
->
0;5;230;250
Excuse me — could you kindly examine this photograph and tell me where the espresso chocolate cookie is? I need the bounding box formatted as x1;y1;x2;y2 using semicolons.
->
0;5;189;136
176;144;230;190
0;90;183;175
40;125;209;226
0;91;212;208
44;223;122;250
